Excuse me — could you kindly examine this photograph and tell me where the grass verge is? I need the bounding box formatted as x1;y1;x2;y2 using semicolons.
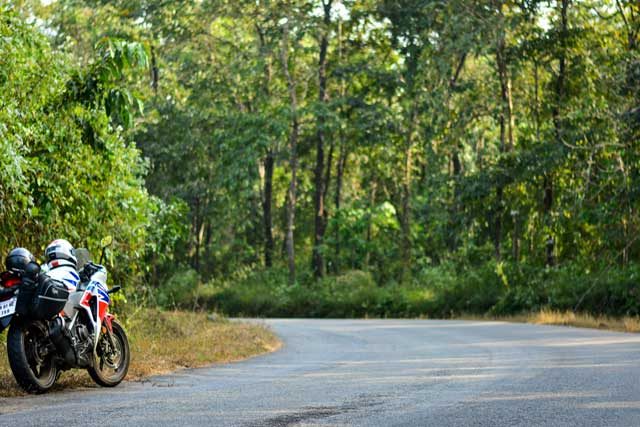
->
0;309;280;397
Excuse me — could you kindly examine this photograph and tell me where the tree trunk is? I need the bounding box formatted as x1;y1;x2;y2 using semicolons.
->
552;0;569;141
543;173;554;265
312;0;333;279
448;150;462;251
443;52;467;252
332;19;346;274
401;107;417;282
150;45;159;95
365;177;377;268
545;0;569;266
262;150;275;268
512;215;520;262
256;24;275;269
494;187;503;261
333;142;347;273
281;19;300;285
203;221;212;276
191;196;201;272
496;6;514;152
493;4;514;261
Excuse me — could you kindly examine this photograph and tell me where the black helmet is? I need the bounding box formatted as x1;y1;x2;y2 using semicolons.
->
5;247;37;275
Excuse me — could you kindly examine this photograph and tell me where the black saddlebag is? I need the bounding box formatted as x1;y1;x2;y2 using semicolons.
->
17;275;69;320
33;276;69;319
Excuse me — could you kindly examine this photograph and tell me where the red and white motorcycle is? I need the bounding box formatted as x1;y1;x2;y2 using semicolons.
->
0;237;130;393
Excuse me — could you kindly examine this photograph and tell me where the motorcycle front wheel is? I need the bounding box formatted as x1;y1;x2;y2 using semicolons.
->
88;319;130;387
7;320;58;394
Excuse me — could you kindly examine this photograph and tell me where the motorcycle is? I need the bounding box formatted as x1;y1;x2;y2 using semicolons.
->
0;236;130;394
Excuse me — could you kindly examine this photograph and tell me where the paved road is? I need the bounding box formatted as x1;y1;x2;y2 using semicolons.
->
2;319;640;426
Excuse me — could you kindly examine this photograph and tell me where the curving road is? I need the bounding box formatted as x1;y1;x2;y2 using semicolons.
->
2;319;640;426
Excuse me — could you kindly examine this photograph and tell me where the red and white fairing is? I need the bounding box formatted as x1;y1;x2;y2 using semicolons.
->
62;265;115;354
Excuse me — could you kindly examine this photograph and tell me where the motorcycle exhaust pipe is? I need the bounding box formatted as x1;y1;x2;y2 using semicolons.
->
48;318;76;368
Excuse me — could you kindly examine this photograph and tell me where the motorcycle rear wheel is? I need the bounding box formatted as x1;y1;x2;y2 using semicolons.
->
88;320;130;387
7;320;58;394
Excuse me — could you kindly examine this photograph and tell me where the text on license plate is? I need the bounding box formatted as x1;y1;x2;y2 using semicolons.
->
0;297;17;317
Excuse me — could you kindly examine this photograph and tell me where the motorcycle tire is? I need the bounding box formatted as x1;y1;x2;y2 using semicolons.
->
88;320;130;387
7;320;58;394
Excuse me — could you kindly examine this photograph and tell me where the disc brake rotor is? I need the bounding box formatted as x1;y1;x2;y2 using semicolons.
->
25;326;47;375
100;334;122;370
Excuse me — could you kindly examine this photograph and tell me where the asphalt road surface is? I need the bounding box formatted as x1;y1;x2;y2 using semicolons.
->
2;319;640;426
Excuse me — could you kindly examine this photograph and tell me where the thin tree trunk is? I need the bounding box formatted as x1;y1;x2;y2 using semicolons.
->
365;178;378;268
333;141;347;273
324;142;334;208
312;0;333;278
332;18;346;274
322;140;334;270
262;150;275;267
512;214;520;262
493;3;514;261
256;24;275;269
552;0;569;141
496;6;514;152
617;153;632;265
445;52;467;253
448;151;462;251
191;196;201;272
401;107;417;282
203;222;212;276
534;59;540;144
150;45;159;95
281;19;299;285
546;0;569;266
494;187;503;261
476;136;485;170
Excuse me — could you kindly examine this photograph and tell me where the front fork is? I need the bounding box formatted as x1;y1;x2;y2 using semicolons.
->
97;314;117;358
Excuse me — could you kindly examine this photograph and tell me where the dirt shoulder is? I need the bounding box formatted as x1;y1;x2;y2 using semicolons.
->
0;309;281;397
462;309;640;333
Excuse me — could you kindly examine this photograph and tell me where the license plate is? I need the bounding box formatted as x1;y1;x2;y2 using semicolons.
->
0;297;17;318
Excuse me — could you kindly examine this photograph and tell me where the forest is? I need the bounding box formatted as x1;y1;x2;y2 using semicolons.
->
1;0;639;318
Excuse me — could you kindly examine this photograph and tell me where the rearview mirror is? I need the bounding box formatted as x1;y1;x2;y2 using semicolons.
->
75;248;92;269
100;235;113;248
99;236;113;265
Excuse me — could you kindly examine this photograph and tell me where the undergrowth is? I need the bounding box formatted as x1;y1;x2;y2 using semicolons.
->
170;261;640;319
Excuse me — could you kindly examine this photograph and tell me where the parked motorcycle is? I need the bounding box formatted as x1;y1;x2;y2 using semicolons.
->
0;237;130;393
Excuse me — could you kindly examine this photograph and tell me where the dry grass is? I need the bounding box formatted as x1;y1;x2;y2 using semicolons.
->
526;309;640;333
463;309;640;333
0;309;280;397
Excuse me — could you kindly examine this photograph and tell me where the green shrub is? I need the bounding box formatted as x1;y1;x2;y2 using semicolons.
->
157;268;201;308
180;261;640;319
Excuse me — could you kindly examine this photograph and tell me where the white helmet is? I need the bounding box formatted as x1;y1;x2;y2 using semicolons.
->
45;239;77;269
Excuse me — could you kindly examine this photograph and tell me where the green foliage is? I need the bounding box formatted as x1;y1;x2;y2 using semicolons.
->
156;268;201;309
195;261;640;319
198;269;409;318
0;5;153;295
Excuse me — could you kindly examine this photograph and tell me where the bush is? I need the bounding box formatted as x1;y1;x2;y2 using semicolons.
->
176;261;640;319
156;268;201;308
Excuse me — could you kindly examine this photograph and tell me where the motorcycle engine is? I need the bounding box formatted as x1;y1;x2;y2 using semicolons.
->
72;324;94;368
74;323;90;341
